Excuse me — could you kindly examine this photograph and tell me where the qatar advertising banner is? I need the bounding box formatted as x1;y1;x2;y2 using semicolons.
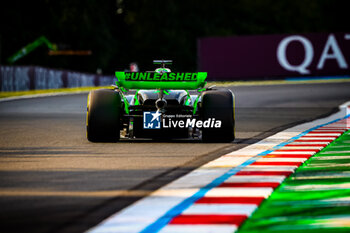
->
198;33;350;80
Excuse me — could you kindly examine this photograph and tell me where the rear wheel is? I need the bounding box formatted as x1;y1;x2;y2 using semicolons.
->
87;89;121;142
201;89;235;142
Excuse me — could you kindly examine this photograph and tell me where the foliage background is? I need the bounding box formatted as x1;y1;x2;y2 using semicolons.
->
1;0;349;73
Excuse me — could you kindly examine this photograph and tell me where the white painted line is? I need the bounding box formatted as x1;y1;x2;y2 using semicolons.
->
166;168;232;189
328;125;349;127
204;188;274;198
153;189;200;198
280;146;324;149
225;175;286;183
311;129;345;131
182;204;257;215
203;157;255;168
288;142;329;145
256;157;307;162
226;149;267;156
242;166;297;171
268;151;315;155
314;127;346;129
308;131;344;133
296;137;337;140
315;129;347;131
159;225;238;233
302;134;342;136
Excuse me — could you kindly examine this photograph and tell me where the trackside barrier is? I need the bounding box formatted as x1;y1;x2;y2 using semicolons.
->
0;66;114;91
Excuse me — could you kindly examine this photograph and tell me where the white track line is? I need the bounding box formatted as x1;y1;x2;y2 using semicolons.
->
159;225;238;233
288;142;329;145
204;188;274;198
225;175;286;183
267;151;316;155
182;204;257;215
243;166;297;171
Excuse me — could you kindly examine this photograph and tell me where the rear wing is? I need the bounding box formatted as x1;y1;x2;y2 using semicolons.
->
153;60;172;67
115;72;207;90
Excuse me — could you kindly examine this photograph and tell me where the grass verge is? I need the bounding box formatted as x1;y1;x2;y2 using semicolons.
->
237;129;350;233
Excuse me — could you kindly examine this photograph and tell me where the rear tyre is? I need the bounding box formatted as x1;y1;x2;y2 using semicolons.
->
201;89;235;142
87;89;121;142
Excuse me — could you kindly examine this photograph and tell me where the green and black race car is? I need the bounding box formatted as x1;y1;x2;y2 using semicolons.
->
86;60;235;142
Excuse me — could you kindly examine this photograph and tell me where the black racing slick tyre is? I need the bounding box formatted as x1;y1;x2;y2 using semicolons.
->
201;89;235;142
87;89;121;142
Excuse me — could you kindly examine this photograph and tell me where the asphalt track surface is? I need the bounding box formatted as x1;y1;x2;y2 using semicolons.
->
0;82;350;233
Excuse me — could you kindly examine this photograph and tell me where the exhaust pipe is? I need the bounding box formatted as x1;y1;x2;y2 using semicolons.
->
155;98;167;110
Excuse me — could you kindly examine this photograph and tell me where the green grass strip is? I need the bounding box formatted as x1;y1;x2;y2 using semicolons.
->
238;130;350;233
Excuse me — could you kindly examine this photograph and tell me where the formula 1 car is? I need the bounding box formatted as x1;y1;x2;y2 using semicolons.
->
86;60;235;142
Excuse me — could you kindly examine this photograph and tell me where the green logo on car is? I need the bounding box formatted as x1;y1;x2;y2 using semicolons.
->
125;72;198;81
